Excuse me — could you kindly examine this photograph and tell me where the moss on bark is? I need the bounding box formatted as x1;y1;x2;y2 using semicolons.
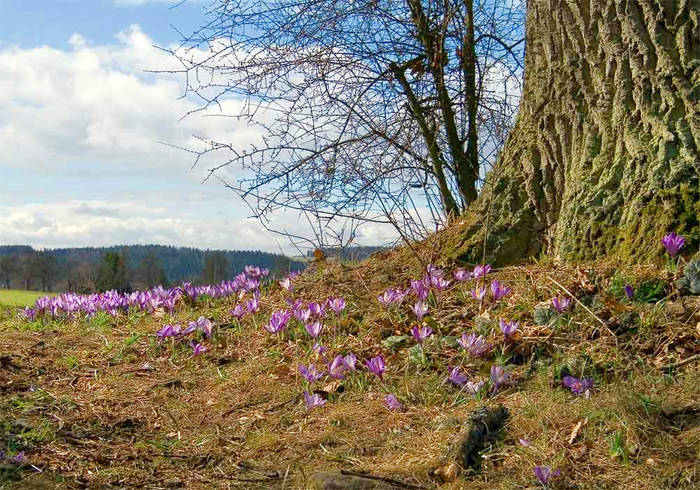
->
448;0;700;265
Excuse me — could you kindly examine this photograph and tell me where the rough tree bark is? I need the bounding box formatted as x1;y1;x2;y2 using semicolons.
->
449;0;699;265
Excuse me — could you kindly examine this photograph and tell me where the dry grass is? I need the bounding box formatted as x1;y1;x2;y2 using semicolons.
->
0;253;698;489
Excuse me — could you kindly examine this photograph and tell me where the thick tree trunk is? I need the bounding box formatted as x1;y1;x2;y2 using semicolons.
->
448;0;699;265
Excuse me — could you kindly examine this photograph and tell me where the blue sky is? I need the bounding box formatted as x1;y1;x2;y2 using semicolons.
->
1;0;397;253
0;0;204;48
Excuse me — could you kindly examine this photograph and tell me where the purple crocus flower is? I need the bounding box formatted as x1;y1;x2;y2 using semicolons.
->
426;264;443;278
490;280;512;301
191;342;208;356
471;286;487;303
661;232;685;257
304;391;326;411
17;267;276;321
308;301;326;318
410;279;430;300
245;297;259;314
453;268;471;282
264;310;291;334
465;380;485;395
313;342;327;355
182;321;198;336
21;307;37;321
156;324;175;341
490;365;510;393
305;321;323;338
411;301;429;321
327;297;346;315
7;451;41;472
10;452;25;463
385;394;404;411
429;275;451;291
365;355;386;380
298;364;325;383
624;285;634;300
562;375;594;397
447;366;468;386
244;265;262;277
551;296;572;313
230;304;246;319
499;319;519;342
519;438;531;447
457;333;492;357
279;277;293;292
378;288;407;307
293;307;312;324
343;353;357;371
196;316;213;338
533;466;560;486
410;325;433;343
328;355;350;379
377;289;397;307
244;278;260;292
472;264;492;278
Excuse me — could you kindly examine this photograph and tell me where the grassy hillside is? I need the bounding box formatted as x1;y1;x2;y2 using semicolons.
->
0;290;54;307
0;252;698;489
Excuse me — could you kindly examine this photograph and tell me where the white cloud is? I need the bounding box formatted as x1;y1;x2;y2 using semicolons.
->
0;25;260;172
0;200;288;251
0;197;414;253
0;26;406;253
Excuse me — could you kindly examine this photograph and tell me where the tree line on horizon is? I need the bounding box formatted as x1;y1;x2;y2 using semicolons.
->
0;244;303;294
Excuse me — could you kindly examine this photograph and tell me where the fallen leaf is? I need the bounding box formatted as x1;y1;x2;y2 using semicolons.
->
569;444;588;460
568;418;587;445
322;380;343;393
435;462;460;481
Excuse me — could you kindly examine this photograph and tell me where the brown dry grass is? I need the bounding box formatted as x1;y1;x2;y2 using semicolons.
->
1;252;698;489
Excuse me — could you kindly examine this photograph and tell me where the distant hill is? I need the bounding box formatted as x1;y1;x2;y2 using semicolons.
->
45;245;301;282
0;244;304;293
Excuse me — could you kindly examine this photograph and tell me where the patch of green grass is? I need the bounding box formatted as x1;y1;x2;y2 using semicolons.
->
60;355;80;371
0;289;54;307
634;279;667;303
609;431;629;464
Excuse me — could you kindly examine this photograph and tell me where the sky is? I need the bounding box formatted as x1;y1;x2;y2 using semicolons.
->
0;0;400;253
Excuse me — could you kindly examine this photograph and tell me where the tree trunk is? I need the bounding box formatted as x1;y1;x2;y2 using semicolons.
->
448;0;699;265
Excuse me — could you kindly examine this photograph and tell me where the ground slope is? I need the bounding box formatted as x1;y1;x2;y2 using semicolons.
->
0;253;698;489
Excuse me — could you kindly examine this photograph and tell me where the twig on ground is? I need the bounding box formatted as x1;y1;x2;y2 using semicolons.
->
339;470;427;489
661;353;700;371
547;275;617;344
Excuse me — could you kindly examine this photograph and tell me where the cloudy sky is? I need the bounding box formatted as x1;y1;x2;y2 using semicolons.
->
0;0;400;253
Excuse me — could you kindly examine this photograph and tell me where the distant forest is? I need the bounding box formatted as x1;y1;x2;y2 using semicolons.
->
0;244;304;293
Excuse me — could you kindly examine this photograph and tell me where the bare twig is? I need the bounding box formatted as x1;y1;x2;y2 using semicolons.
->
546;275;618;344
661;353;700;371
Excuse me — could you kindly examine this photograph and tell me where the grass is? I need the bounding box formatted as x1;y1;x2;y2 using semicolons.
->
0;254;698;489
0;289;53;307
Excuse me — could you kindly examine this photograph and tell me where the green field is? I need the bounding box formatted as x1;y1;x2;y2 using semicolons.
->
0;289;53;307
